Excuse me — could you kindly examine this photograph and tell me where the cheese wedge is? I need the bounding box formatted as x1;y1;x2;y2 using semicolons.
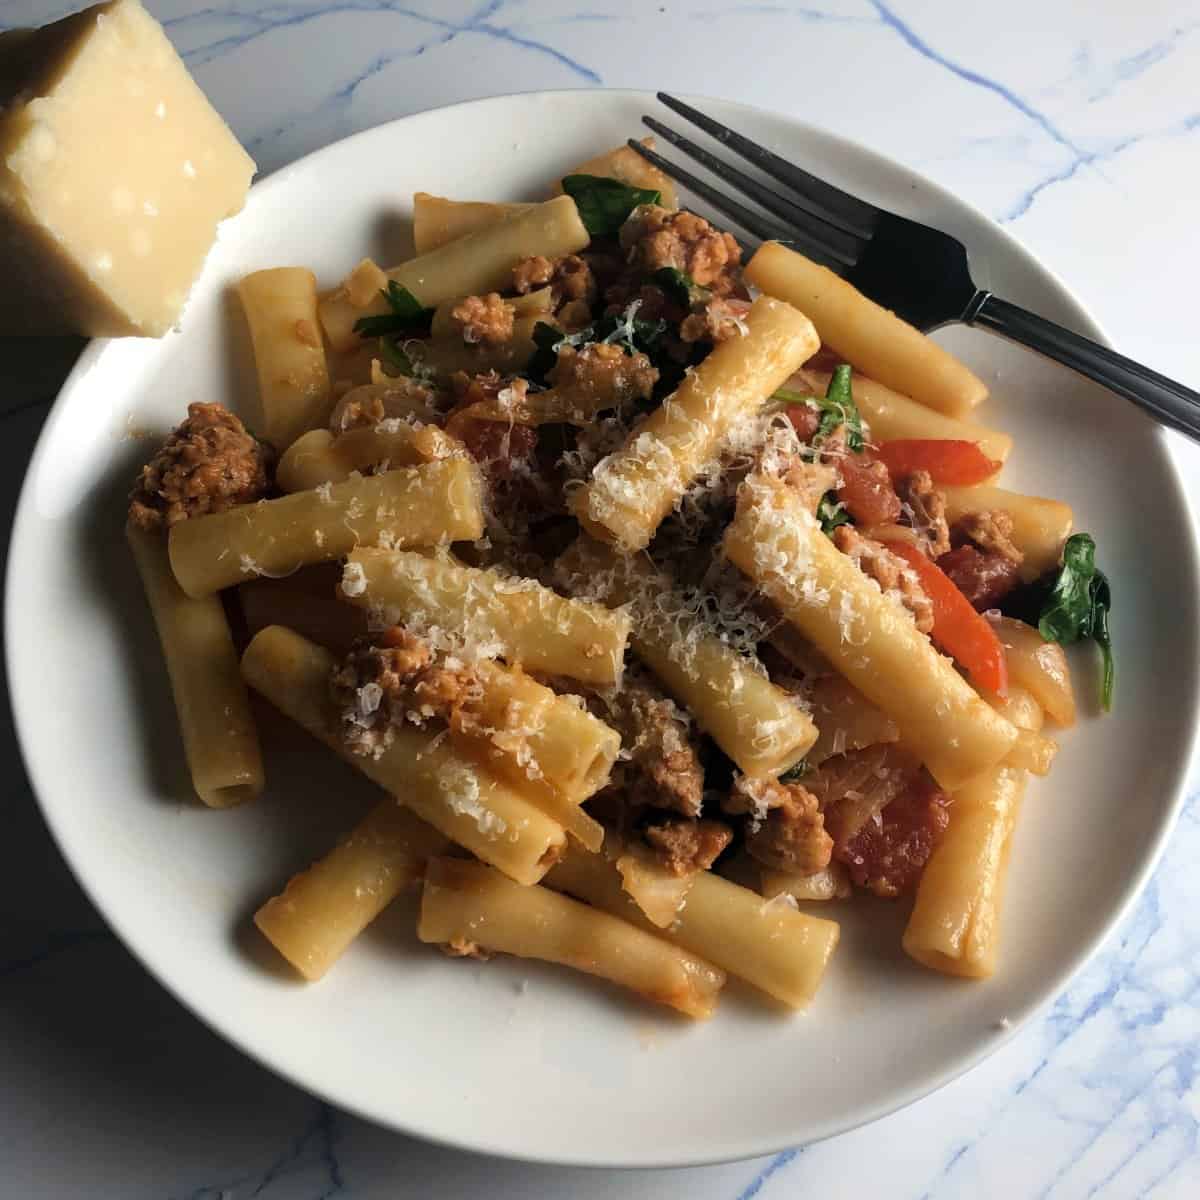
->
0;0;255;336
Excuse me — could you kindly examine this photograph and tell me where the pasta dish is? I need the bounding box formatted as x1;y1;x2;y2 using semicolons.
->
125;137;1114;1017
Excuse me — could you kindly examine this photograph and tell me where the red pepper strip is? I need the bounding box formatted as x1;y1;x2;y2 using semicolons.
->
874;439;1002;486
889;541;1009;696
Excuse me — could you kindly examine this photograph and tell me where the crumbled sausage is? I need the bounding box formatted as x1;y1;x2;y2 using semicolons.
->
511;253;596;307
129;402;273;532
511;254;554;293
546;342;658;414
644;817;733;876
679;297;751;344
833;525;934;633
330;378;439;433
618;205;742;296
330;627;481;758
601;669;704;818
937;544;1021;610
897;469;950;558
742;782;834;875
836;773;951;897
442;937;490;960
449;293;514;346
954;509;1024;566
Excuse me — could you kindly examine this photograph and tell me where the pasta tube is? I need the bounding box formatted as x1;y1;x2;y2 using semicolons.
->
169;458;484;597
794;367;1011;465
418;857;725;1019
724;474;1017;790
237;268;332;449
276;425;463;493
569;296;818;551
319;196;589;351
759;863;852;902
340;548;631;686
255;800;448;981
556;539;817;777
942;485;1073;582
412;194;532;255
902;765;1026;979
449;661;613;852
747;242;987;417
240;626;565;884
551;137;679;208
127;524;264;808
545;842;839;1009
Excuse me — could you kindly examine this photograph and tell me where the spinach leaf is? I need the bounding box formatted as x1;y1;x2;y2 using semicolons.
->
353;281;433;337
779;760;810;783
651;267;710;309
817;492;851;535
562;174;660;237
1035;533;1115;712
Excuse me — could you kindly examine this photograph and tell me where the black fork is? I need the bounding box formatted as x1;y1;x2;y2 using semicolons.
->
630;93;1200;444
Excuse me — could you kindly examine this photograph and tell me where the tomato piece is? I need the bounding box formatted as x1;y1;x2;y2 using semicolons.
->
836;453;902;526
874;439;1002;486
784;404;821;442
889;541;1009;696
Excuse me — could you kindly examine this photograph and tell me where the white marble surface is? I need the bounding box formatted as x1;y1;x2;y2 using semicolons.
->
3;1;1199;1196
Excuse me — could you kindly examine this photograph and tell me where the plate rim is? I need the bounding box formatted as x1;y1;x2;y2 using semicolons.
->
7;86;1200;1168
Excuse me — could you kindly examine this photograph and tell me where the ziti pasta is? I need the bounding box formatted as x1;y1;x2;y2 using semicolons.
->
125;141;1111;1016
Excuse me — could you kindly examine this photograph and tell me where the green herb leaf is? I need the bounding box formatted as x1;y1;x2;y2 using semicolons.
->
817;492;852;535
562;174;660;237
771;365;863;451
1035;533;1115;712
353;281;433;337
779;760;810;783
651;267;710;309
379;336;415;376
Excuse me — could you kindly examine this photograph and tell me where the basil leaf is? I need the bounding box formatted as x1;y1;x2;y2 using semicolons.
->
353;281;433;337
1035;532;1115;712
817;492;851;535
562;174;660;236
651;267;710;308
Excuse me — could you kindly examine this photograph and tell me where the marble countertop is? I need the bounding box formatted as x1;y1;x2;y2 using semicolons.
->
3;2;1199;1196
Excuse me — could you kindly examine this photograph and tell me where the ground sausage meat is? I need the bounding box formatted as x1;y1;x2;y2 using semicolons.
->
602;669;704;818
546;342;658;414
742;782;834;875
644;817;733;876
330;626;481;758
836;773;951;897
129;402;273;532
679;297;752;344
618;205;742;296
898;469;950;558
833;525;935;634
936;544;1021;611
449;293;515;345
954;509;1025;565
511;253;597;310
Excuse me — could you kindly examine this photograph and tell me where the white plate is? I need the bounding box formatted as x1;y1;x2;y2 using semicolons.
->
8;91;1200;1168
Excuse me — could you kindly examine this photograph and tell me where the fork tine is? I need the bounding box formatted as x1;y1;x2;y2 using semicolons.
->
625;139;851;274
656;92;878;240
641;115;863;268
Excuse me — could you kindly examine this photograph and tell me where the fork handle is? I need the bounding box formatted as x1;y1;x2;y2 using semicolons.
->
967;293;1200;443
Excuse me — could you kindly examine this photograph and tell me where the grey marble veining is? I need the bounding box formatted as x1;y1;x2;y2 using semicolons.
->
2;2;1199;1197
